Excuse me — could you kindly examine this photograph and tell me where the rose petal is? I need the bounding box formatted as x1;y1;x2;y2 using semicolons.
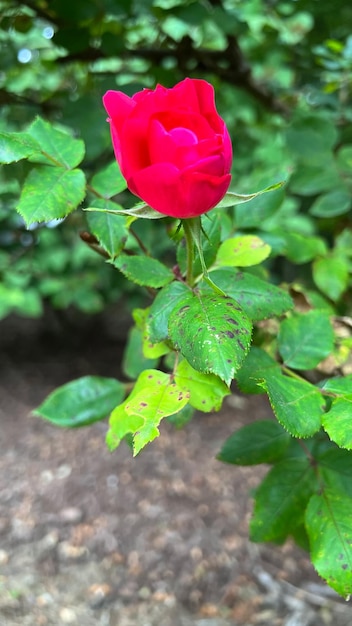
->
129;163;231;218
103;90;135;135
103;78;233;216
222;125;233;172
180;170;231;217
183;155;226;178
128;163;182;214
156;110;213;140
149;120;200;170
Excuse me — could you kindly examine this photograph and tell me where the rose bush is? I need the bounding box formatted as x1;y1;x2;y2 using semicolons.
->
103;78;232;218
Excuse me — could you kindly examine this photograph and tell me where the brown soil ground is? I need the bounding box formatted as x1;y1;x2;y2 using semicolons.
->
0;310;351;626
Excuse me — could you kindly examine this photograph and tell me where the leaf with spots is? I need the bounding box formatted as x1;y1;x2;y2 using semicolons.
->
306;487;352;598
106;369;190;455
169;293;252;386
132;307;171;359
174;359;230;412
200;268;293;321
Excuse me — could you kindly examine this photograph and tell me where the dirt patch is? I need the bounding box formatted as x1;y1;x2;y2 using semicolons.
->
0;312;350;625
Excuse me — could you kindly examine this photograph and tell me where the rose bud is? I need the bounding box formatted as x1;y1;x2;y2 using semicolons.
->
103;78;232;219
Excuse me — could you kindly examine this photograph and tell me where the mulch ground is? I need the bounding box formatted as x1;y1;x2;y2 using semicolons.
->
0;311;351;626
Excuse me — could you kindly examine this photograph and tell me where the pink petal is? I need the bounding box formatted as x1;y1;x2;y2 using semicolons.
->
148;120;200;169
169;127;198;146
180;170;232;217
128;162;231;218
128;163;182;215
183;155;226;178
103;90;135;135
222;124;233;172
156;110;213;140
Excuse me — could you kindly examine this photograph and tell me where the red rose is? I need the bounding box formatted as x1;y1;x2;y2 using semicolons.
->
103;78;232;219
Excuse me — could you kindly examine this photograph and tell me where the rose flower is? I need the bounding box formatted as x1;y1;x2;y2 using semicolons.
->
103;78;232;219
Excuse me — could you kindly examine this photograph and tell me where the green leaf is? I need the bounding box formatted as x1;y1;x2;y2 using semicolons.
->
174;359;230;412
278;310;334;370
235;346;282;394
337;145;352;177
285;115;338;165
0;131;40;164
0;283;43;319
34;376;125;427
215;235;271;268
216;180;285;208
167;403;194;429
146;281;191;343
27;117;85;168
320;374;352;397
260;375;324;438
218;420;290;466
289;164;340;196
313;255;349;301
306;489;352;598
201;268;293;321
122;326;158;379
235;187;285;228
317;448;352;498
86;202;166;219
90;161;127;197
143;334;170;359
106;369;190;455
132;307;170;358
17;166;86;226
86;203;128;258
309;188;351;218
169;292;252;386
113;254;174;288
322;398;352;450
284;233;327;264
250;458;317;542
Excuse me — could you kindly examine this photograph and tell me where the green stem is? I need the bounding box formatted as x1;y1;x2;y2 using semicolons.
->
281;365;307;383
182;218;196;287
182;217;226;296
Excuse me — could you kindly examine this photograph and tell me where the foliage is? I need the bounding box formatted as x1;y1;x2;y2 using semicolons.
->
1;0;352;600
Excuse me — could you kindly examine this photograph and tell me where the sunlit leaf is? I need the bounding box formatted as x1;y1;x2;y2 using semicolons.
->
175;358;230;412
